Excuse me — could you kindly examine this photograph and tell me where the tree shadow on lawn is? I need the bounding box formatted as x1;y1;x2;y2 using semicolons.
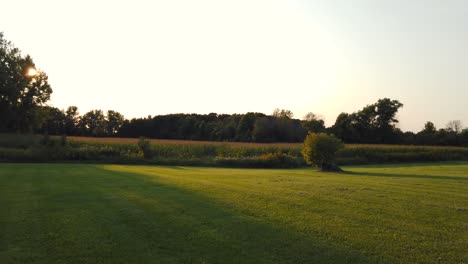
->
91;166;375;264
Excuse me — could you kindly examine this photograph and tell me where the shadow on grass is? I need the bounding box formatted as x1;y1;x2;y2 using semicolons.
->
91;166;374;264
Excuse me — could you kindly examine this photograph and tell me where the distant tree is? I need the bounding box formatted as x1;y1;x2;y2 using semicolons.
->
374;98;404;131
212;114;239;141
235;112;265;141
303;112;322;122
302;112;325;133
272;108;293;119
252;117;277;142
252;116;306;143
331;98;403;143
0;32;52;132
461;128;468;147
331;113;359;143
415;121;438;145
435;128;460;146
422;121;437;134
64;106;79;135
79;110;106;136
302;133;344;171
106;110;125;136
354;98;403;142
446;120;462;134
42;107;66;135
400;131;416;145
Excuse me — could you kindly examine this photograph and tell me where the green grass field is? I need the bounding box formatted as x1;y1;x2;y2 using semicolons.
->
1;162;467;263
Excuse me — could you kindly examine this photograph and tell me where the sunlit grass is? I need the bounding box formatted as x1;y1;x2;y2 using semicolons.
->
0;162;466;263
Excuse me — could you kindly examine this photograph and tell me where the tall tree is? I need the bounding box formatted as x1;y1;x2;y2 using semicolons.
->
302;112;325;133
235;112;265;141
446;120;462;133
374;98;404;130
272;108;293;119
373;98;404;143
0;33;52;132
65;106;79;135
79;110;106;136
331;113;359;143
42;107;66;135
106;110;125;136
331;98;403;143
422;121;437;134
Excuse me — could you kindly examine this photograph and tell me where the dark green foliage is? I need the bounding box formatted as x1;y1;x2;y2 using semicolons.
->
65;106;79;135
302;133;344;169
40;132;51;146
302;112;325;133
79;109;107;136
0;33;52;133
41;106;66;134
235;112;265;141
116;112;307;143
106;110;125;135
137;137;153;159
423;121;437;134
336;145;468;165
252;116;306;142
331;113;359;142
331;98;403;144
414;121;468;147
29;98;466;146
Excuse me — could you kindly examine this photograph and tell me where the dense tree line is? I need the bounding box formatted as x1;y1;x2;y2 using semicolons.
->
1;33;467;146
40;106;125;137
38;107;324;142
329;99;468;146
402;121;468;146
33;103;467;147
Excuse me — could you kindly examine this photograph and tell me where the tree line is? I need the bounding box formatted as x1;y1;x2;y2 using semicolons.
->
38;108;324;142
1;33;467;146
34;103;468;147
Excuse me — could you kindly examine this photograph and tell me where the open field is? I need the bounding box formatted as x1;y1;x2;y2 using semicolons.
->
67;136;468;150
67;136;304;147
1;134;467;167
1;162;467;263
66;137;468;166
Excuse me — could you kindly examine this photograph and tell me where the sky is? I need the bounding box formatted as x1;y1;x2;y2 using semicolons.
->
1;0;467;131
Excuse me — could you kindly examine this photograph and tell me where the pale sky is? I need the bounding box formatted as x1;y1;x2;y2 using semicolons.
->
1;0;467;131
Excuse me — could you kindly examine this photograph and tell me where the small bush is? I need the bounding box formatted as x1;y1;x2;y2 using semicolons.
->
137;137;153;159
302;133;344;170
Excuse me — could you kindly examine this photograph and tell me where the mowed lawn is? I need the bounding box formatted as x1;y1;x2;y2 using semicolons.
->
0;163;467;264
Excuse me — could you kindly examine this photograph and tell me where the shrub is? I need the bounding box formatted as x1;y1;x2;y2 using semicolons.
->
137;137;153;159
302;133;344;170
